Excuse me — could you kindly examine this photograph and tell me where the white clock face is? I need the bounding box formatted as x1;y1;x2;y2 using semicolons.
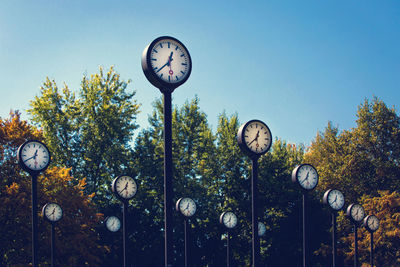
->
105;216;121;232
243;121;272;155
178;198;196;217
350;204;365;222
367;216;379;232
150;38;191;84
258;222;266;237
19;141;50;172
114;176;137;200
44;203;62;222
223;212;238;229
296;164;318;190
327;190;345;211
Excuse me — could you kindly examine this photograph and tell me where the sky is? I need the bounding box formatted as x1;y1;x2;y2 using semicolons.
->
1;0;399;146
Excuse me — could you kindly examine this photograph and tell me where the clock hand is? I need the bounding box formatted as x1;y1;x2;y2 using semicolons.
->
168;52;174;76
248;131;260;146
184;203;190;211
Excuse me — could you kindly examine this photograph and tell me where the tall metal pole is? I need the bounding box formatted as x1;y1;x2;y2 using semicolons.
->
370;232;374;267
31;174;38;267
51;223;55;267
123;202;128;267
332;213;337;267
164;92;174;267
227;231;230;267
184;219;188;267
252;159;260;267
354;225;358;267
303;193;307;267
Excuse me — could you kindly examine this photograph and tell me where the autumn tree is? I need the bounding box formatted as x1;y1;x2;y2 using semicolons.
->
28;66;140;204
0;111;107;266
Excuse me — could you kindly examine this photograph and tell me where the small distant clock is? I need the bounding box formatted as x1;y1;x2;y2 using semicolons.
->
42;203;63;223
142;36;192;92
112;175;138;201
220;211;238;229
258;222;266;237
176;197;197;217
237;120;272;159
292;164;319;191
17;140;51;174
105;216;121;232
323;189;345;211
364;215;379;232
346;204;365;224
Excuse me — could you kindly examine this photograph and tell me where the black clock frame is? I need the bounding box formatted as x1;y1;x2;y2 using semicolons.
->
291;163;319;191
237;119;272;159
111;175;137;202
323;189;345;212
346;203;365;224
142;36;192;93
364;215;379;233
42;203;63;223
176;197;197;218
17;139;51;175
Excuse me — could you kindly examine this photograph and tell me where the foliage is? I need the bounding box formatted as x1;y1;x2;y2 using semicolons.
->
0;112;107;266
28;66;140;204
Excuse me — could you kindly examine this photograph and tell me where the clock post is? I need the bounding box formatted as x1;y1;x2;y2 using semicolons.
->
142;36;192;267
220;211;238;267
237;120;272;267
363;215;379;267
42;203;63;267
17;140;51;267
346;204;365;267
176;197;197;267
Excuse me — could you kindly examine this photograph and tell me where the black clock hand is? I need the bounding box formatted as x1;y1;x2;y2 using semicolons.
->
248;131;260;146
156;52;174;73
300;172;310;183
184;203;190;210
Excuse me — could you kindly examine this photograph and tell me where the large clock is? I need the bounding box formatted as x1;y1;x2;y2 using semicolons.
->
237;120;272;159
17;140;51;174
111;175;138;201
292;164;319;191
142;36;192;92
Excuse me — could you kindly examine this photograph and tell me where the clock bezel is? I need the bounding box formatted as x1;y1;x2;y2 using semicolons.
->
237;119;272;159
220;211;238;229
111;175;138;202
364;215;379;232
323;189;345;212
142;36;192;93
42;202;63;223
346;203;365;224
291;163;319;191
105;216;121;232
176;197;197;217
17;140;51;175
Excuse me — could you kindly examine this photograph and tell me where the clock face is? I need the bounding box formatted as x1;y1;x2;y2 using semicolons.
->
177;197;197;217
366;215;379;232
43;203;62;222
327;189;345;211
350;204;365;222
238;120;272;157
112;175;137;200
293;164;319;191
142;36;192;91
18;140;50;173
258;222;266;237
105;216;121;232
222;212;238;229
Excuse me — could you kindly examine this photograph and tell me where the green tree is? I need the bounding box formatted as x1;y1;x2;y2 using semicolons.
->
28;66;140;204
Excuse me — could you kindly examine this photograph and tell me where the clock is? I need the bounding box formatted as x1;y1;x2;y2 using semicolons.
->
237;120;272;159
142;36;192;92
364;215;379;232
346;204;365;223
291;164;319;191
42;203;63;223
105;216;121;232
323;189;345;211
111;175;138;201
258;222;266;237
17;140;51;174
176;197;197;217
220;211;238;229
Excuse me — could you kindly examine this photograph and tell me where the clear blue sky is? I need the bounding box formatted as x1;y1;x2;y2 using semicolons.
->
1;0;399;146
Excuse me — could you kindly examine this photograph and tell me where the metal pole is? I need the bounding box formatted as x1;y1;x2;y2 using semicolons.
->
227;231;230;267
164;92;174;267
303;193;307;267
252;159;260;267
332;213;337;267
370;232;374;267
51;223;55;267
354;225;358;267
123;202;128;267
31;174;38;267
184;219;188;267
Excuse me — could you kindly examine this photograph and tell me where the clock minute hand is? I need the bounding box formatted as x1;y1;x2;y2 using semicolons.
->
156;52;174;73
248;131;260;146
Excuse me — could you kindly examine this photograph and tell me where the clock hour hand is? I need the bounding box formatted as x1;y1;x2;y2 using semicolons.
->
156;52;174;73
24;150;39;162
184;203;190;211
248;131;260;146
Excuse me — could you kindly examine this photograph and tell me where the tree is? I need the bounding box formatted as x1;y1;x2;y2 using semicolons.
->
28;66;140;205
0;111;107;266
